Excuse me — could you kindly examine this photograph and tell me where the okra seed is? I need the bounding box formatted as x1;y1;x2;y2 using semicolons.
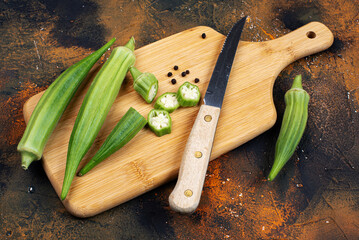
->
181;72;186;77
174;65;178;70
184;189;193;197
186;70;190;74
195;151;203;158
201;33;206;39
167;72;173;77
194;78;200;83
171;79;177;84
204;115;212;122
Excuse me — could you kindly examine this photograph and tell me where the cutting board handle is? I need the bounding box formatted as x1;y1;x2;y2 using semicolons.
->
270;22;334;63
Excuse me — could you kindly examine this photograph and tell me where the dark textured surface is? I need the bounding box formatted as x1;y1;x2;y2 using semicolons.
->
1;0;358;239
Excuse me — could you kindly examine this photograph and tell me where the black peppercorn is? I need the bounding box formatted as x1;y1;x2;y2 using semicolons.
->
194;78;200;83
167;72;173;77
171;79;177;84
186;70;190;74
174;65;178;70
181;72;186;77
201;33;206;39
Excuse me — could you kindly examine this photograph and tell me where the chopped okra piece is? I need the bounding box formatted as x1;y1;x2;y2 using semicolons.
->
130;67;158;103
154;92;180;113
147;109;172;137
177;81;201;107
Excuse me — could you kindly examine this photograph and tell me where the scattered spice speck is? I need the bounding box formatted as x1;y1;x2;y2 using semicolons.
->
194;78;200;83
202;33;206;39
174;65;178;70
181;72;186;77
171;79;177;84
167;72;173;77
186;70;190;74
28;186;35;193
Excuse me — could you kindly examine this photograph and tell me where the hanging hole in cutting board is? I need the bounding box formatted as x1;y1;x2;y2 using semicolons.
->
306;31;316;39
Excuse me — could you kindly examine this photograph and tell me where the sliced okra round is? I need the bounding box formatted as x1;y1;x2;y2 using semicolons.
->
147;109;172;137
154;92;180;113
177;81;201;107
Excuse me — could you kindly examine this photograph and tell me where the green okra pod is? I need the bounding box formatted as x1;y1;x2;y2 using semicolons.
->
17;38;116;170
78;107;147;176
268;75;310;181
154;92;180;113
61;37;136;200
129;67;158;103
176;81;201;107
148;109;172;137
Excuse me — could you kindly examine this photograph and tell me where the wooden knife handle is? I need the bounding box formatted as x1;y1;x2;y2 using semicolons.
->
169;104;221;213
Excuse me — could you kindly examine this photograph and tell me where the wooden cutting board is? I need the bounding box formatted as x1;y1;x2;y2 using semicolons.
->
23;22;333;217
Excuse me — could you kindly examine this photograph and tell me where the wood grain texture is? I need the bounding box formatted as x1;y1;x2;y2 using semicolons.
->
22;22;333;217
169;105;221;213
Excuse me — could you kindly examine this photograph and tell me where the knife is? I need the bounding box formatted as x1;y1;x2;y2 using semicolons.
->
169;17;247;213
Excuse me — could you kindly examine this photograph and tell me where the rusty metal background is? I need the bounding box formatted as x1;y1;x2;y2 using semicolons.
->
1;0;358;239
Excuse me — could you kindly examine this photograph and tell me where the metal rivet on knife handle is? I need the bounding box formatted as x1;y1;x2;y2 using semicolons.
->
195;151;202;158
184;189;193;197
204;115;212;122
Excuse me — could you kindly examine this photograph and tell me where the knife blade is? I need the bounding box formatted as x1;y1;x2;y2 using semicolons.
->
169;16;247;213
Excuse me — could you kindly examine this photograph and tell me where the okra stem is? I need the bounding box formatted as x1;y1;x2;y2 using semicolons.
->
129;66;142;80
129;67;159;103
125;37;135;51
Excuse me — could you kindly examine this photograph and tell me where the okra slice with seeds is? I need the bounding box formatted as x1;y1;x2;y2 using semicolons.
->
129;67;158;103
154;92;180;113
177;81;201;107
148;109;172;137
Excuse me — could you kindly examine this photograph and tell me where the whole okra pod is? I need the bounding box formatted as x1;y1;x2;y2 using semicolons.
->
17;38;116;170
268;75;309;181
78;107;147;176
61;38;136;200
